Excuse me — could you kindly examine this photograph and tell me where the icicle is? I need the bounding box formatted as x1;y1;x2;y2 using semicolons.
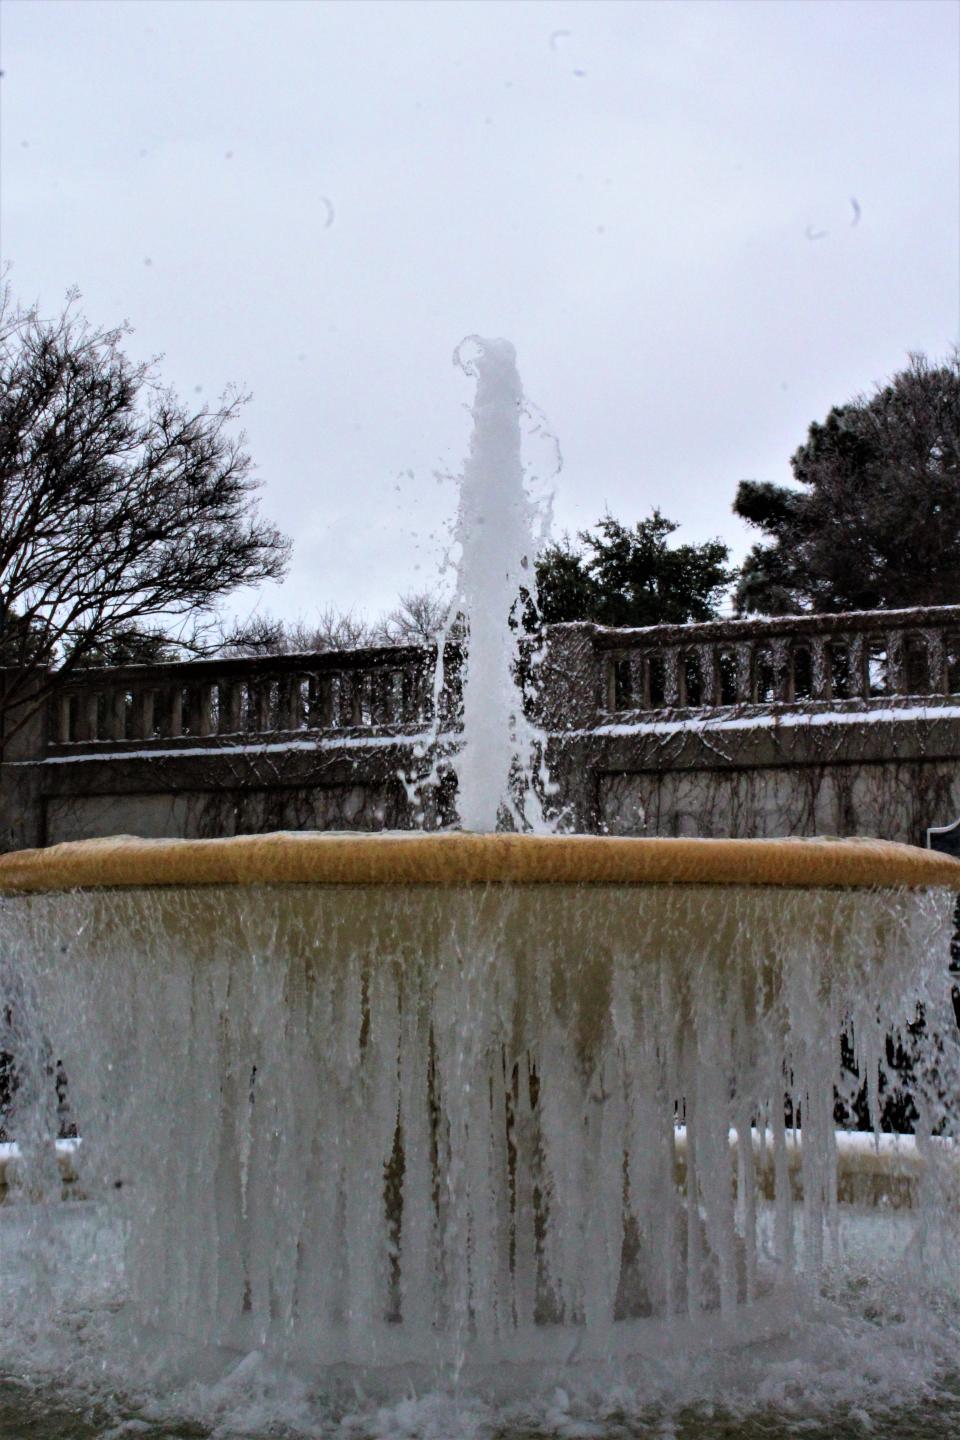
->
0;879;955;1365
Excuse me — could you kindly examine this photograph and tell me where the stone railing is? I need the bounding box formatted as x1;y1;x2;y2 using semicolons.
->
35;604;960;760
48;644;462;754
6;605;960;854
594;604;960;718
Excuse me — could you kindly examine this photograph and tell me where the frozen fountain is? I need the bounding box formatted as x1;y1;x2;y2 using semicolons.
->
1;341;960;1433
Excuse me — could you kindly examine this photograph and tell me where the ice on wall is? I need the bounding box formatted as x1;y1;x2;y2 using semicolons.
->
1;881;957;1369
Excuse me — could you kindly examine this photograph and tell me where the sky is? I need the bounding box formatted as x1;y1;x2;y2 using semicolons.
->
2;0;958;630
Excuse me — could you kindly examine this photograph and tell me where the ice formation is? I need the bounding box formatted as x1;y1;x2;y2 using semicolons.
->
3;880;956;1368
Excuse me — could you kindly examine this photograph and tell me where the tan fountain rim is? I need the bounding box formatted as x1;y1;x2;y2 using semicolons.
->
0;831;958;894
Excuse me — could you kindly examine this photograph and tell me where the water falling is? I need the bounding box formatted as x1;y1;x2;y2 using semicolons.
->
2;878;958;1374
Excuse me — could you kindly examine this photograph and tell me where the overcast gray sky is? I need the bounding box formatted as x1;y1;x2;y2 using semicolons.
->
2;0;958;628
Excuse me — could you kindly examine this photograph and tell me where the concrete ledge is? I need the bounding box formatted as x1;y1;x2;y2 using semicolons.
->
1;830;960;892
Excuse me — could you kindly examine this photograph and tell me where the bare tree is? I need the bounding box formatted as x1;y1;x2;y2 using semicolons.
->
222;591;451;657
372;589;449;645
221;606;374;656
0;289;290;748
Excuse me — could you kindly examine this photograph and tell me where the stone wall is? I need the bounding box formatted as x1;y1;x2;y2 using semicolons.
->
6;605;960;850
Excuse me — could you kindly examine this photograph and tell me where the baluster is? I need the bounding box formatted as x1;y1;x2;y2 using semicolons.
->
380;671;394;725
363;671;377;724
759;642;782;702
439;660;462;727
735;644;753;704
662;647;680;708
386;669;399;722
244;681;259;732
418;658;436;722
336;672;352;726
293;674;309;729
241;681;257;732
219;681;243;734
246;679;271;732
846;635;867;700
370;670;389;725
810;638;829;700
131;688;155;740
276;675;299;731
717;650;738;705
58;693;73;744
340;671;362;726
886;630;906;695
309;673;334;728
400;665;414;724
402;663;421;723
106;688;127;742
699;644;719;707
928;629;947;694
628;650;645;709
604;655;618;712
196;683;215;737
75;690;99;742
168;686;183;738
446;647;465;721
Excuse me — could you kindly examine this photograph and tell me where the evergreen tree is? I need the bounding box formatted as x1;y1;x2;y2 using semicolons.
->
735;352;960;614
535;511;734;628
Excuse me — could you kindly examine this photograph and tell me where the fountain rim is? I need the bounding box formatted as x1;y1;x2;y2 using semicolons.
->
0;831;958;894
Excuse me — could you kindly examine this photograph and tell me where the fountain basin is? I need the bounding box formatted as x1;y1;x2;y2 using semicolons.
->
0;832;957;1364
2;829;959;891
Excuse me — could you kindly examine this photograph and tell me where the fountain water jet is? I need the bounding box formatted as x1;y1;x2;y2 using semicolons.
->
419;336;554;832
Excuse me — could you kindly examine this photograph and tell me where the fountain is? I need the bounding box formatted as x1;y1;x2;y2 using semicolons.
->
1;341;960;1434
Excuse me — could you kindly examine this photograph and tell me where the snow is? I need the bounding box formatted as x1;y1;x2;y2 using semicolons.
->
588;702;960;741
25;702;958;771
18;731;434;765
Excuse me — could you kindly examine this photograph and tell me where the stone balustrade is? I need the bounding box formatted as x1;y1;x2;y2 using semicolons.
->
49;644;462;753
595;604;960;717
6;605;960;855
36;604;960;760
